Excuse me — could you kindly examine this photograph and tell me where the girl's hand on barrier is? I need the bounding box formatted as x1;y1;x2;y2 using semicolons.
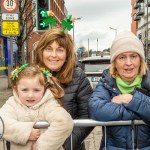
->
29;128;41;141
31;142;36;150
29;121;41;141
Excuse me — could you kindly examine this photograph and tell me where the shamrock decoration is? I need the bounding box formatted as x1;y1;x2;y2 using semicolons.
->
61;15;74;31
42;16;56;29
40;68;52;83
11;64;29;80
46;11;56;29
39;10;56;29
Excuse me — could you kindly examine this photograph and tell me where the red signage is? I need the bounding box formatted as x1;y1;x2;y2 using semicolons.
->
2;0;18;13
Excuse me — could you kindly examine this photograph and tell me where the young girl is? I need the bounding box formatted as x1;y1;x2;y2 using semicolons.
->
0;64;73;150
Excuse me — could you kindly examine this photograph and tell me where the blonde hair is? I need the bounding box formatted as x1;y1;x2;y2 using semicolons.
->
35;28;76;84
109;58;147;78
11;65;64;105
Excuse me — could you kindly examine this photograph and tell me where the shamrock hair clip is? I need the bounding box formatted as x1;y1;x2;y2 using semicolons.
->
10;64;29;80
61;15;76;31
40;68;53;83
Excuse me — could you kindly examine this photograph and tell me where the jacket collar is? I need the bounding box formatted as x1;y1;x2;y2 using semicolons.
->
102;68;150;92
142;68;150;90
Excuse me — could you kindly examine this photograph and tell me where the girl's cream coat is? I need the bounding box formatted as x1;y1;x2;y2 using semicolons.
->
0;89;73;150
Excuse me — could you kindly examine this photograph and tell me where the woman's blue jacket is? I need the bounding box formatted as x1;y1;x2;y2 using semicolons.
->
89;69;150;150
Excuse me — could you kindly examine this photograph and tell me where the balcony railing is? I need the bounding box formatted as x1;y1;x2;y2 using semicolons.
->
148;0;150;7
134;2;141;9
136;7;145;16
133;13;141;21
136;0;144;3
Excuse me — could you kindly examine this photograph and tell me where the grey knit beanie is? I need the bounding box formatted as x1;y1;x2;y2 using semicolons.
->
110;30;145;62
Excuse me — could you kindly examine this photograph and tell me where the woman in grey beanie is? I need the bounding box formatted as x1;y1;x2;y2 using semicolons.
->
89;31;150;150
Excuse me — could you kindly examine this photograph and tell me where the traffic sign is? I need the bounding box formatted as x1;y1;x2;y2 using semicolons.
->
78;48;83;54
2;13;18;20
1;0;18;13
2;21;19;36
1;0;20;36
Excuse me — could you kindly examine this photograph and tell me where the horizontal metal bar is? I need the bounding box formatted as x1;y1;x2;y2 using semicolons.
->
33;121;50;129
33;119;146;129
73;119;146;127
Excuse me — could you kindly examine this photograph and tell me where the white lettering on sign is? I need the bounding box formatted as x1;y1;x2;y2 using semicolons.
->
2;13;18;20
2;0;18;12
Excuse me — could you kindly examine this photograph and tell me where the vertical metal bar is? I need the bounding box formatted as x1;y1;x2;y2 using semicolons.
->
104;126;107;150
73;23;74;42
7;36;13;88
97;38;98;52
88;38;89;57
135;125;139;150
146;0;149;63
71;133;73;150
132;121;135;150
10;36;13;64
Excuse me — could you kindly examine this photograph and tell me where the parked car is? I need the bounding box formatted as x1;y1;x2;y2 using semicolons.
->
78;56;110;89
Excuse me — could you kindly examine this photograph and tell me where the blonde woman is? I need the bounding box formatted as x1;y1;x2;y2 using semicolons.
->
89;31;150;150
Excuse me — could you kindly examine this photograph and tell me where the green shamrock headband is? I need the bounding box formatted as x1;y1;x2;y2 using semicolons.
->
10;64;52;83
42;11;75;31
61;15;75;31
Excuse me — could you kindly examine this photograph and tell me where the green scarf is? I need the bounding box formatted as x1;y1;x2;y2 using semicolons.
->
116;76;142;94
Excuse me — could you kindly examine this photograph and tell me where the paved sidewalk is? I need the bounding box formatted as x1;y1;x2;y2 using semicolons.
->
0;76;13;107
85;126;102;150
0;76;102;150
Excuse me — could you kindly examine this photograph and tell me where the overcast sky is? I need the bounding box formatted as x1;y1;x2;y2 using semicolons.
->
64;0;132;51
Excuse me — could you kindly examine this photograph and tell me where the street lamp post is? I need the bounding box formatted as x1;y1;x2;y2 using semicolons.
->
88;38;89;57
97;38;98;52
73;17;82;42
109;27;117;37
146;0;149;63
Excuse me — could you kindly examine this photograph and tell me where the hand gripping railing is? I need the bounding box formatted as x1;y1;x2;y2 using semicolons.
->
33;119;146;150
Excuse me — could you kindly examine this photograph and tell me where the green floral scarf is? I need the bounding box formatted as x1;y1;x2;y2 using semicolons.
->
116;76;142;94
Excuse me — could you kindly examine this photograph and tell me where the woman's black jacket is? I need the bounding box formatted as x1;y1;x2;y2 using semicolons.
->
62;66;93;150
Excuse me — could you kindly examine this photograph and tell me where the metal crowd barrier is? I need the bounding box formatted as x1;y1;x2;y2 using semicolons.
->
34;119;146;150
73;119;146;150
0;119;146;150
34;119;146;128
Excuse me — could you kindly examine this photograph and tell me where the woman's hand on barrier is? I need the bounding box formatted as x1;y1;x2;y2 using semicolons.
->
112;94;133;104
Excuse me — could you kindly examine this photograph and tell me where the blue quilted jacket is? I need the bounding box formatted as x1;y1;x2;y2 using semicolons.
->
89;69;150;150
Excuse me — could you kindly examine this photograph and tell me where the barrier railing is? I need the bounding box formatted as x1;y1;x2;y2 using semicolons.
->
73;119;145;126
33;119;146;150
72;119;146;150
33;119;145;128
0;119;146;149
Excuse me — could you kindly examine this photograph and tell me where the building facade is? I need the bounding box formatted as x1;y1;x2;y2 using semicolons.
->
131;0;150;63
131;0;139;34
